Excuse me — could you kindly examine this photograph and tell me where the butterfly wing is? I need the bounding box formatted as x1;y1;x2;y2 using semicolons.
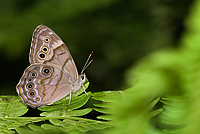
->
29;25;78;80
16;64;72;108
16;25;85;108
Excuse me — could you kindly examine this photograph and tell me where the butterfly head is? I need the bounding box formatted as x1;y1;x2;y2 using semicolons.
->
72;52;92;93
72;73;86;93
79;73;87;84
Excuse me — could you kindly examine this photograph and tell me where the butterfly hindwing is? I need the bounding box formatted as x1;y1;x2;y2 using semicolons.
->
16;64;72;108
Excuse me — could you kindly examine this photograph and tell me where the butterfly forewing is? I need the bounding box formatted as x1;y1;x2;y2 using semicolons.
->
30;25;78;80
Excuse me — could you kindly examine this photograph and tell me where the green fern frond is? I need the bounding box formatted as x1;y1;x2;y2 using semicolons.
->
93;102;114;120
48;117;110;132
92;91;124;102
0;82;112;133
148;97;163;118
92;91;162;123
96;115;114;121
0;117;45;134
39;92;91;117
92;91;125;121
159;97;187;125
15;116;111;134
148;97;160;110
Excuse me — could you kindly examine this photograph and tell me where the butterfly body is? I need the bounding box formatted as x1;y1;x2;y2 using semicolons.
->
16;25;87;108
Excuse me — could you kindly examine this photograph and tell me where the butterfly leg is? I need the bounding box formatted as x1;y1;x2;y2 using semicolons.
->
68;90;72;105
82;84;88;96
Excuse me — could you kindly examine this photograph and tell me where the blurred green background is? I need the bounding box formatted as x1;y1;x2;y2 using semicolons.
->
0;0;192;95
3;0;200;133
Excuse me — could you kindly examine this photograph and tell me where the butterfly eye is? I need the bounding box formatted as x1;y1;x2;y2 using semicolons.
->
44;37;50;43
42;67;51;75
81;75;85;80
26;83;34;90
31;72;37;78
29;91;36;97
42;47;48;53
38;52;46;60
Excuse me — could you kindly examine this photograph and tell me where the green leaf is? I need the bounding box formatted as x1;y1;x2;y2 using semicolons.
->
96;115;114;121
92;91;124;102
93;102;111;108
39;117;111;133
149;108;163;118
147;97;160;111
17;124;64;134
40;108;92;117
93;107;110;114
28;124;48;133
16;127;38;134
39;92;91;117
0;117;45;134
92;91;125;121
0;96;28;117
159;97;187;125
66;108;92;116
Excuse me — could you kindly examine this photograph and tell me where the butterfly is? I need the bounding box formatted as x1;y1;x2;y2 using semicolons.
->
16;25;92;108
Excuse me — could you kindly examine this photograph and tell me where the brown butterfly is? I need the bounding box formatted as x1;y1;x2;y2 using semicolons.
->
16;25;92;108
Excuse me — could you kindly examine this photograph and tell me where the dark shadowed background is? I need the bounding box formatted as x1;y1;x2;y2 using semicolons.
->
0;0;193;96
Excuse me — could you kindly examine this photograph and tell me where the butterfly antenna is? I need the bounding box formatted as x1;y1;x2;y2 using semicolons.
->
81;51;93;74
